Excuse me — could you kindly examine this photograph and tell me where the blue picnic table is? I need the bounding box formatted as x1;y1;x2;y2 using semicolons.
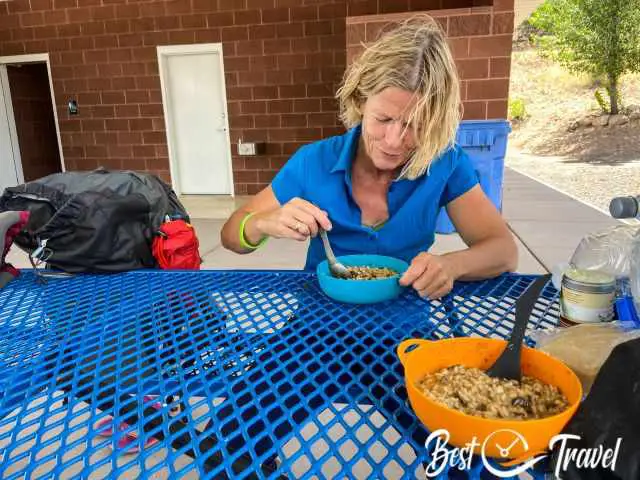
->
0;270;559;479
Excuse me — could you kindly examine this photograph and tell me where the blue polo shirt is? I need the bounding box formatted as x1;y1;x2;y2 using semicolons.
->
271;125;478;270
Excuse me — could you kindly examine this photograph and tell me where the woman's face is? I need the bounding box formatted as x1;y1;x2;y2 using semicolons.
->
360;87;418;171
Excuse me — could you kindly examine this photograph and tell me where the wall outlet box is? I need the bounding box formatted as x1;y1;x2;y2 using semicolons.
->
237;140;259;156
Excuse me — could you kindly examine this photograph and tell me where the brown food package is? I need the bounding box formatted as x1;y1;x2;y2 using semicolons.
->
535;323;640;394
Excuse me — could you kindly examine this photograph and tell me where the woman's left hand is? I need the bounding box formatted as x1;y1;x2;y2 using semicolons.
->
399;252;458;300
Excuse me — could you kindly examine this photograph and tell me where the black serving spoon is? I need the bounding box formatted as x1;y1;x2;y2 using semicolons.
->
486;274;552;381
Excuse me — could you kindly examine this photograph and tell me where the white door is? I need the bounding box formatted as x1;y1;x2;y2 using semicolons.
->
160;46;233;195
0;65;22;194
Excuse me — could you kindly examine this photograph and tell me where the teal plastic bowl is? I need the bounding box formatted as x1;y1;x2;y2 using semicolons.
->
316;254;409;304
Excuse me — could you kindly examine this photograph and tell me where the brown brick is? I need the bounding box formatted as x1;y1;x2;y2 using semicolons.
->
277;23;303;38
74;64;98;78
240;101;266;114
30;0;52;10
118;132;144;145
91;6;116;20
492;12;514;35
305;20;333;36
112;77;136;90
449;14;491;37
143;131;165;144
265;69;292;85
109;48;133;63
281;114;307;127
236;40;263;56
195;29;221;43
181;14;207;29
308;112;337;126
447;38;469;59
321;97;337;112
493;0;514;12
192;0;217;12
264;39;291;54
255;114;280;128
250;55;278;71
253;86;279;100
222;26;249;42
136;76;159;90
94;35;118;48
207;12;234;27
230;115;254;129
21;12;45;27
32;25;56;40
83;21;106;35
92;105;116;118
148;90;162;103
133;145;156;157
225;56;250;72
44;10;68;25
322;126;344;137
87;77;113;91
487;99;508;119
122;62;147;76
133;47;158;62
140;2;166;18
168;30;196;44
234;170;258;183
219;0;246;9
262;8;290;24
490;57;511;78
56;23;80;36
291;6;318;21
130;18;155;32
319;2;345;19
258;170;277;184
467;78;508;101
277;53;305;68
409;0;440;9
469;35;512;57
234;9;260;25
95;132;118;145
130;118;153;131
293;68;320;84
55;0;76;7
81;119;106;132
456;58;489;80
293;98;321;113
166;0;192;15
143;31;169;46
84;50;109;63
249;24;276;40
140;104;163;116
295;36;318;53
238;71;266;86
104;20;131;35
102;91;126;104
267;99;293;113
319;35;343;52
227;86;253;100
156;16;180;31
61;51;84;64
68;37;86;50
118;33;144;47
307;83;333;98
279;85;306;98
114;3;139;19
225;72;238;87
246;184;262;195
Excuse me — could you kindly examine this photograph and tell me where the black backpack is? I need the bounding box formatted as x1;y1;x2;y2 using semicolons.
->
0;169;189;273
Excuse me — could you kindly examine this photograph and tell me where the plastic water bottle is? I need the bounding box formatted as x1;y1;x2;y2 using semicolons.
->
610;195;640;319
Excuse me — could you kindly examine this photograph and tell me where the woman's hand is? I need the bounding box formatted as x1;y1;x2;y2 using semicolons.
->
248;197;332;242
399;252;458;300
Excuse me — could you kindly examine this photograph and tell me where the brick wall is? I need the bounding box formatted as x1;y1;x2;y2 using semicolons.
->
347;2;514;121
0;0;512;195
6;63;62;181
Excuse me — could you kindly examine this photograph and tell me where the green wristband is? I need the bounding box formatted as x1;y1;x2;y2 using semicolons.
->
239;212;268;250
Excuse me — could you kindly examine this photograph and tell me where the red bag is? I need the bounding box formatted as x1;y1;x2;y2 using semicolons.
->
152;219;201;270
1;211;30;279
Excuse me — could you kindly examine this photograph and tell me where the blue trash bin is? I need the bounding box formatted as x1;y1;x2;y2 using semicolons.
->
435;119;512;234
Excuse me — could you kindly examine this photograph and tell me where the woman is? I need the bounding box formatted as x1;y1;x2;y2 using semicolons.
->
221;15;517;300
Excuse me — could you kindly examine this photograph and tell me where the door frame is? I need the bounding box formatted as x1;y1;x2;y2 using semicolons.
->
157;43;234;196
0;53;66;179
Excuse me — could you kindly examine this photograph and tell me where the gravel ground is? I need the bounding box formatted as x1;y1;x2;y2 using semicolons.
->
506;144;640;216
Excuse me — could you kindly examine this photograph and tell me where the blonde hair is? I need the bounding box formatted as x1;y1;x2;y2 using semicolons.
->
336;14;461;179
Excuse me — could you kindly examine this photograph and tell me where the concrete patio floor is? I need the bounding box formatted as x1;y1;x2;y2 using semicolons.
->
4;167;623;274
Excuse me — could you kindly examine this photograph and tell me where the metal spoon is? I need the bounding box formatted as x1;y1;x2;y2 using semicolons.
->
319;229;351;279
486;274;552;381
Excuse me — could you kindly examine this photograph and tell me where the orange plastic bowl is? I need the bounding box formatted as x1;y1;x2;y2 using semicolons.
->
397;338;583;460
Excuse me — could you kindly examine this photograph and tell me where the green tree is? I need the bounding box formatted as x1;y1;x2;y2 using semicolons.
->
530;0;640;114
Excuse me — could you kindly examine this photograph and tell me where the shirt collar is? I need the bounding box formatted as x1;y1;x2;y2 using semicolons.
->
330;124;361;174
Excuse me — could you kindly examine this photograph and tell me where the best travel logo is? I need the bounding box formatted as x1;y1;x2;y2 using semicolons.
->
424;428;622;478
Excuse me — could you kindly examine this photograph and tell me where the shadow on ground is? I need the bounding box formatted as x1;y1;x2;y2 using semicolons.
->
522;122;640;166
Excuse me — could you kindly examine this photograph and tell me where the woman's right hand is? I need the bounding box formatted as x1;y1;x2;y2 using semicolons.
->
248;197;333;242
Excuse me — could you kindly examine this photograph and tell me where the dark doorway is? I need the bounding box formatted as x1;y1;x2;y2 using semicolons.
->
6;63;62;182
